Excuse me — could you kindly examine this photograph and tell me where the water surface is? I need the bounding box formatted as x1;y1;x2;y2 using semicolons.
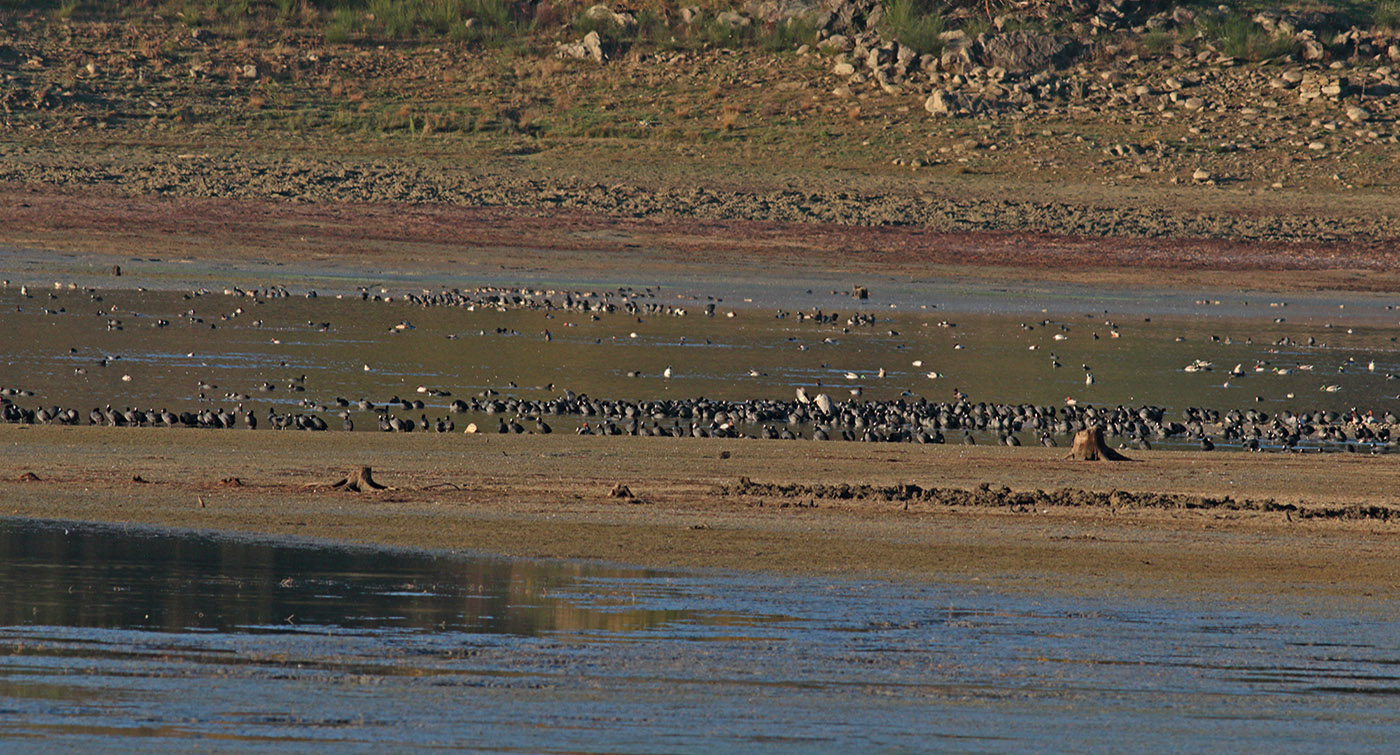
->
2;519;1398;752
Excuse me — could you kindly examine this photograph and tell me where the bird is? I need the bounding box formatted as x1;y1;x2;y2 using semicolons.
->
662;366;673;379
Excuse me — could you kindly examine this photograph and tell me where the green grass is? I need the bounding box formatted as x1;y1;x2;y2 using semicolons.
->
1197;10;1301;61
880;0;945;56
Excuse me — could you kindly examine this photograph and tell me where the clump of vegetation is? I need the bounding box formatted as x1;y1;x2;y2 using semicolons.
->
880;0;945;56
1373;0;1400;30
1195;10;1301;61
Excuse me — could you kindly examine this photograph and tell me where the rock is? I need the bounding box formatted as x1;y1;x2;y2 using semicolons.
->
938;30;975;72
1308;141;1326;150
832;61;855;76
1346;105;1371;122
818;34;852;53
1191;168;1212;182
584;4;636;32
1389;44;1400;62
583;31;605;62
1300;35;1325;61
715;11;751;28
191;28;211;43
924;89;958;116
680;6;702;25
745;0;825;24
979;31;1076;73
241;64;258;79
1182;96;1205;111
556;30;607;63
831;85;853;98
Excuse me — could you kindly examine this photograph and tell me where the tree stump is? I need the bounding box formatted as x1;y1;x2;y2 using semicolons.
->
331;466;387;492
1066;427;1131;461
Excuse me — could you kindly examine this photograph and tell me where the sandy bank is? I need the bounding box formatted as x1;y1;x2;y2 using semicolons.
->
3;426;1397;601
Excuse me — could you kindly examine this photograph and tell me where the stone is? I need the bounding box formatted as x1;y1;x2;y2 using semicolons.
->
938;30;975;72
1191;168;1212;182
680;6;702;25
831;85;853;98
241;64;258;79
1182;96;1205;111
1308;141;1326;150
582;30;605;62
715;11;751;28
584;4;637;31
1300;36;1325;61
924;89;958;116
832;61;855;76
1346;105;1370;123
979;31;1076;73
818;34;851;52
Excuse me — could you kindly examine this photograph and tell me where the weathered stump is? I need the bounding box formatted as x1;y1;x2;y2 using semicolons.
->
1066;427;1131;461
331;466;387;492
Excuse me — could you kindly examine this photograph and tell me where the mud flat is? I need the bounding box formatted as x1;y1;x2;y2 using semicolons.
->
2;426;1398;601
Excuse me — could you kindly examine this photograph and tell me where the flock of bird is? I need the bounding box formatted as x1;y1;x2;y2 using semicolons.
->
4;385;1399;453
5;279;1400;453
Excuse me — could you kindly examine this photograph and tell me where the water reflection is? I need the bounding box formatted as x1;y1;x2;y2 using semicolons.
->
2;520;1400;751
0;518;692;636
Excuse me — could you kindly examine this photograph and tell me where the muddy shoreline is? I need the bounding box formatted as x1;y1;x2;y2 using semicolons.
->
3;427;1398;600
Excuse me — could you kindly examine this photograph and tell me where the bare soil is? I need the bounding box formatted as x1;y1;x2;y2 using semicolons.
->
3;427;1398;600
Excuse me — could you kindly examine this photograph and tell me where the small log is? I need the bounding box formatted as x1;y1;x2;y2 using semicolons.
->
1066;427;1131;461
331;466;388;492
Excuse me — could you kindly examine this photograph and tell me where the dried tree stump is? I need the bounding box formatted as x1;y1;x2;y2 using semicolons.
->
1067;427;1131;461
331;466;388;492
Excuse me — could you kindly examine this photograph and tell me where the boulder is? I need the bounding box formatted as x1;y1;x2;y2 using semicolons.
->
924;89;958;116
584;4;637;32
979;31;1077;73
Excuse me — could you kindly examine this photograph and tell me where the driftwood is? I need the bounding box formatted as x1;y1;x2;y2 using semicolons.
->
330;466;388;492
1066;427;1131;461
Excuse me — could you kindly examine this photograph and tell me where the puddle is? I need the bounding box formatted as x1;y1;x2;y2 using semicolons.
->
2;519;1400;751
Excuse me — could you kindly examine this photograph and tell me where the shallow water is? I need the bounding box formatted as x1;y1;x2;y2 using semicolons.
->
2;519;1400;752
4;282;1400;443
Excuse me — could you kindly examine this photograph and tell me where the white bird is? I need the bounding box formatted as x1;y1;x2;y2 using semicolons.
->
363;364;371;371
849;387;863;396
662;366;672;379
1321;384;1341;392
844;372;859;380
1369;361;1377;372
1085;373;1095;385
926;371;943;379
1230;363;1244;376
877;367;886;378
911;360;924;367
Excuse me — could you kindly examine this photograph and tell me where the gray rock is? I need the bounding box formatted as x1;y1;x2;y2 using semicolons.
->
716;11;751;28
924;89;958;116
832;61;855;76
818;34;851;52
979;31;1076;73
